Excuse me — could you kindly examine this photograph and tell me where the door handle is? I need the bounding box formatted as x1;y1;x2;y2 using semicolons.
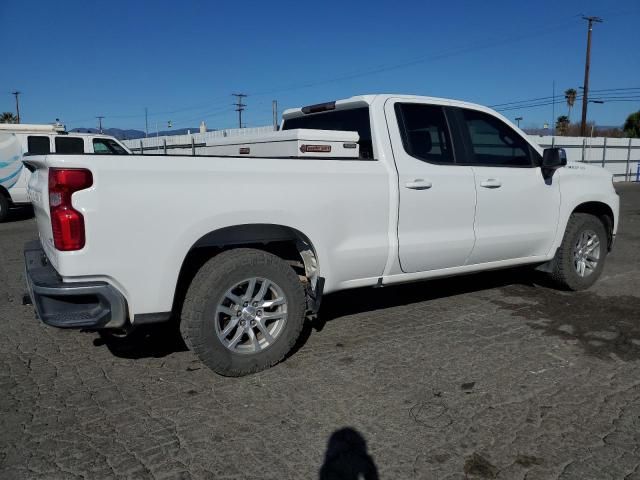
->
480;178;502;189
405;179;432;190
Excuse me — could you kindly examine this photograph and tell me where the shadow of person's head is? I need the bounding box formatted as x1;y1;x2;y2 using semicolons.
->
319;427;379;480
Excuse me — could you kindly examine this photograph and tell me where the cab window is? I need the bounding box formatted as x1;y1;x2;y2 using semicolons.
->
395;103;454;164
55;137;84;154
282;107;374;159
93;138;128;154
460;109;532;167
27;136;51;154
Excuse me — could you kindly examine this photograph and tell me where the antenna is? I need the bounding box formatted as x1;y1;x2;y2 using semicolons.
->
96;115;105;133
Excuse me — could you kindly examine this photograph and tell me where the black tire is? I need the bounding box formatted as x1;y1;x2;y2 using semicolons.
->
0;194;9;222
180;248;306;376
547;213;608;291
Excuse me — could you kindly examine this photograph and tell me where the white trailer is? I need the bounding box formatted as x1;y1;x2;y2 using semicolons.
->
0;123;130;221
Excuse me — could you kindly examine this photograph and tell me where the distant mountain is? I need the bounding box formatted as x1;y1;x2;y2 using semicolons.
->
69;127;205;140
69;127;145;140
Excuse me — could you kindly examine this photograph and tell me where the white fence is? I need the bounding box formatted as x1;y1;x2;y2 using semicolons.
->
123;126;274;156
124;130;640;182
532;136;640;182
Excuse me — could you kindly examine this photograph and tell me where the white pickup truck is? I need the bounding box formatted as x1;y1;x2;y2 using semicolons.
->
24;94;619;376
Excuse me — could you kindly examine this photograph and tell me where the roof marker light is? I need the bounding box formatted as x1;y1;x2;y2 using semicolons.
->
301;101;336;114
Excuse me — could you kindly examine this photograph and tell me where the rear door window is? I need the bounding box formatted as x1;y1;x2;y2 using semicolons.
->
282;107;374;159
395;103;455;164
55;137;85;154
27;136;51;154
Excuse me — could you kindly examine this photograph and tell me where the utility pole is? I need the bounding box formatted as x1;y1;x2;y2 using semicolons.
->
580;15;603;137
515;117;523;128
145;107;148;138
551;80;555;135
232;93;247;129
272;100;278;131
12;91;21;123
96;116;104;133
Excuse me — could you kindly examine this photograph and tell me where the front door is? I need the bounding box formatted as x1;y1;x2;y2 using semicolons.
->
450;107;560;264
386;100;477;273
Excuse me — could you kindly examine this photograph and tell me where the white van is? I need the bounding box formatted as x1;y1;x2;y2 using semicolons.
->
0;123;130;221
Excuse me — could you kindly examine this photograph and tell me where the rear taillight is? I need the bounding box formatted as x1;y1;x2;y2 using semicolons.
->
48;168;93;251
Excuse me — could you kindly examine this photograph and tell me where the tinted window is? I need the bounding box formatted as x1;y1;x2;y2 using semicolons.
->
282;107;373;159
55;137;84;154
27;136;50;154
395;103;454;164
461;109;531;167
93;138;128;154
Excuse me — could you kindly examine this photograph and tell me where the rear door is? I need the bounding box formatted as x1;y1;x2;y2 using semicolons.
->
449;107;560;264
386;99;477;273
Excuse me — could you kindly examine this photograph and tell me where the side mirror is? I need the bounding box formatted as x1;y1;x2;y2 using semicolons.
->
542;147;567;170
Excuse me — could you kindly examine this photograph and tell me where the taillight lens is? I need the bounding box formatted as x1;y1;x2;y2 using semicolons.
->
48;168;93;251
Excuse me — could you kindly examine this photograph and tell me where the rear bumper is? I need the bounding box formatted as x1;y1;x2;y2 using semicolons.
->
24;240;128;329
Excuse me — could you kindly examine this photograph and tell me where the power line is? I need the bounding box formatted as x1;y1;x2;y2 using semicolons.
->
170;107;236;128
490;87;640;111
251;17;584;98
495;95;640;113
55;16;591;127
590;86;640;92
490;94;565;108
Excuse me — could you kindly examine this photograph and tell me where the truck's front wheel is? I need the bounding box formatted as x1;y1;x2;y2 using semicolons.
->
547;213;608;291
180;248;306;376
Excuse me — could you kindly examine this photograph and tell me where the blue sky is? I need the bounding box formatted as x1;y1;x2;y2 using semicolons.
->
1;0;639;132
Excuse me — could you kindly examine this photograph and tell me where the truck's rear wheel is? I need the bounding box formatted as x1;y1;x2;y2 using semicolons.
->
547;213;608;291
0;194;9;222
180;248;306;376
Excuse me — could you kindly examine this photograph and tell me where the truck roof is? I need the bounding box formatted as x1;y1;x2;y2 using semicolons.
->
0;123;118;139
282;94;497;119
0;123;66;133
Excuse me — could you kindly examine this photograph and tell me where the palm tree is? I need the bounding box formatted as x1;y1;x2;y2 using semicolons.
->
0;112;17;124
623;111;640;138
564;88;577;122
556;115;570;136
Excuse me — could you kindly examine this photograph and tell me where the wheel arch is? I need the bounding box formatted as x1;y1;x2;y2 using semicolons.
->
0;184;10;200
172;224;322;317
571;201;615;250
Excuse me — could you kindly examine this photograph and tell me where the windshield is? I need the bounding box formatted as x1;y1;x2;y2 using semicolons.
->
282;107;373;159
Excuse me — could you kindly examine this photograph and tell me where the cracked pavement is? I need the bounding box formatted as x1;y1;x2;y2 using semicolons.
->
1;184;639;479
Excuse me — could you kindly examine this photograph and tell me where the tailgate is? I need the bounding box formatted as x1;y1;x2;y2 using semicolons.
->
23;156;56;262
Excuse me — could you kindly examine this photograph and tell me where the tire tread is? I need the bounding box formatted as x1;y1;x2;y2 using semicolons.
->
548;213;607;291
180;248;306;376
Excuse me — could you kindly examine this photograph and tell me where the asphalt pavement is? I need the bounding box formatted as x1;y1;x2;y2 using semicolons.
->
1;184;639;479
